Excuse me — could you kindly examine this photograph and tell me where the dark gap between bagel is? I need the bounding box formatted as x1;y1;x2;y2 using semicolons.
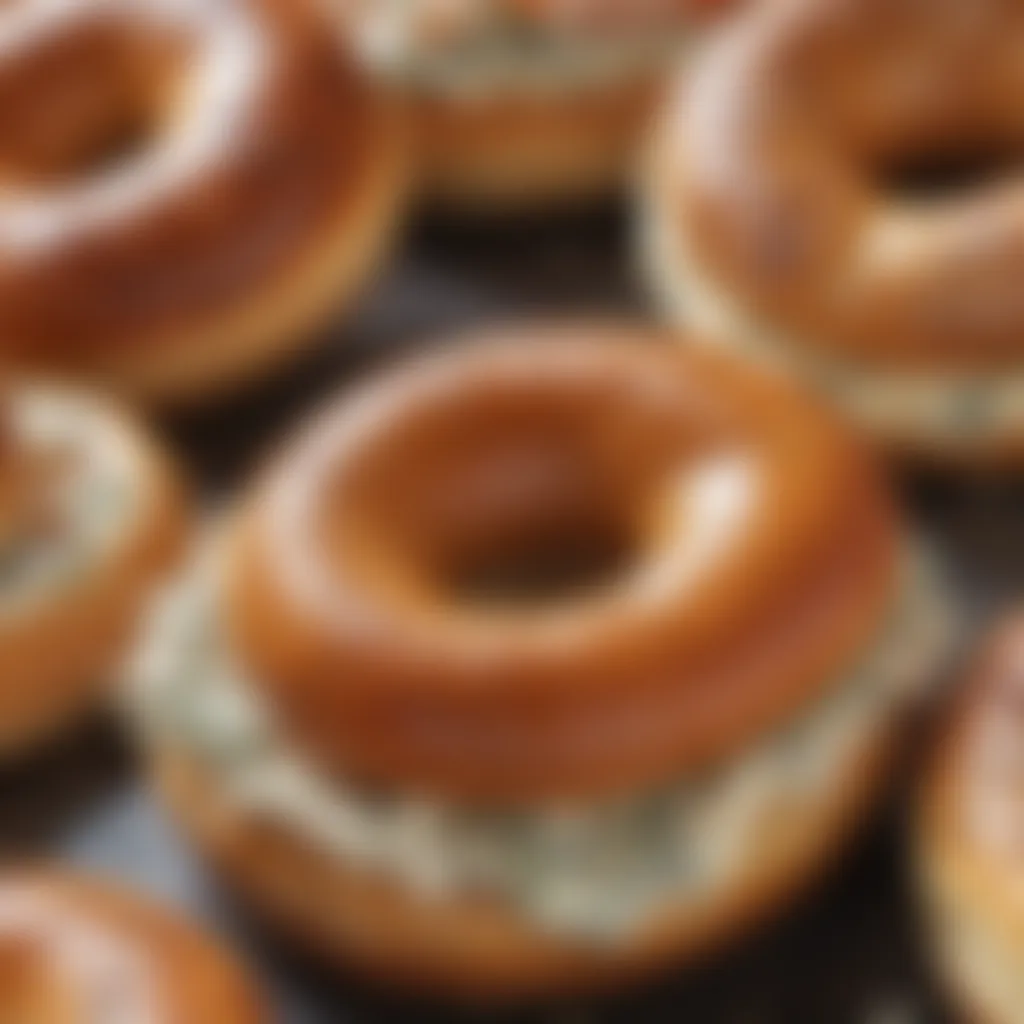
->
880;144;1024;201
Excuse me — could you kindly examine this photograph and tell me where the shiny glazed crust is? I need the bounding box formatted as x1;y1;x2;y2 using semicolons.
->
81;89;408;407
642;145;1024;467
0;0;409;405
0;872;265;1021
651;0;1024;374
224;326;899;801
0;390;186;756
156;729;893;1004
919;616;1024;1024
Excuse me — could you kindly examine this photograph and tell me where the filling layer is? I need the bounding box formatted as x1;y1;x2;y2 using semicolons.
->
643;189;1024;451
0;390;139;616
353;1;690;96
131;543;949;943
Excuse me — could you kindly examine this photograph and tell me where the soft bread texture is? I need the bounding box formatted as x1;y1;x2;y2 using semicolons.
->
157;734;892;1004
0;872;265;1022
644;0;1024;461
225;327;898;802
0;387;185;756
919;616;1024;1024
0;0;409;405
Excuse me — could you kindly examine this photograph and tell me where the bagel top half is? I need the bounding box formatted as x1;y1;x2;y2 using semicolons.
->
646;0;1024;457
0;0;407;401
215;326;901;803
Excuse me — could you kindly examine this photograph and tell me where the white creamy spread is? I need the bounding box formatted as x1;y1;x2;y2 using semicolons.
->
130;543;950;942
351;0;688;96
642;188;1024;454
0;390;139;618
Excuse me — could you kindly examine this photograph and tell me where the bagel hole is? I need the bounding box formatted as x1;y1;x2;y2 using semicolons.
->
880;144;1024;200
334;386;683;613
445;512;637;607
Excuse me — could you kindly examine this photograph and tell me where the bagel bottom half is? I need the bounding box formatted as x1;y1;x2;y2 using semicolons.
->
413;74;662;212
135;538;951;1003
155;738;888;1003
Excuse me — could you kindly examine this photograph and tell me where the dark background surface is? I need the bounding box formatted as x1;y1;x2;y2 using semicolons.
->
2;205;1020;1022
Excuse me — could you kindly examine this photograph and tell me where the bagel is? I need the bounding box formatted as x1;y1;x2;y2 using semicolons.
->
342;0;734;211
0;380;184;755
0;0;408;405
0;871;265;1021
644;0;1024;464
130;326;952;1001
919;614;1024;1024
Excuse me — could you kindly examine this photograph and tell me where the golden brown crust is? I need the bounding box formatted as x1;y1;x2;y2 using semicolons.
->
0;872;266;1022
0;0;409;403
75;87;409;407
411;72;664;211
0;389;187;756
657;0;1024;373
642;141;1024;467
224;326;898;801
156;729;893;1004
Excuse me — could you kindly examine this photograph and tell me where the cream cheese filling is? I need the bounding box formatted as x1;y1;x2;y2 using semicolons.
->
353;1;689;97
0;389;140;617
641;185;1024;452
131;543;950;943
